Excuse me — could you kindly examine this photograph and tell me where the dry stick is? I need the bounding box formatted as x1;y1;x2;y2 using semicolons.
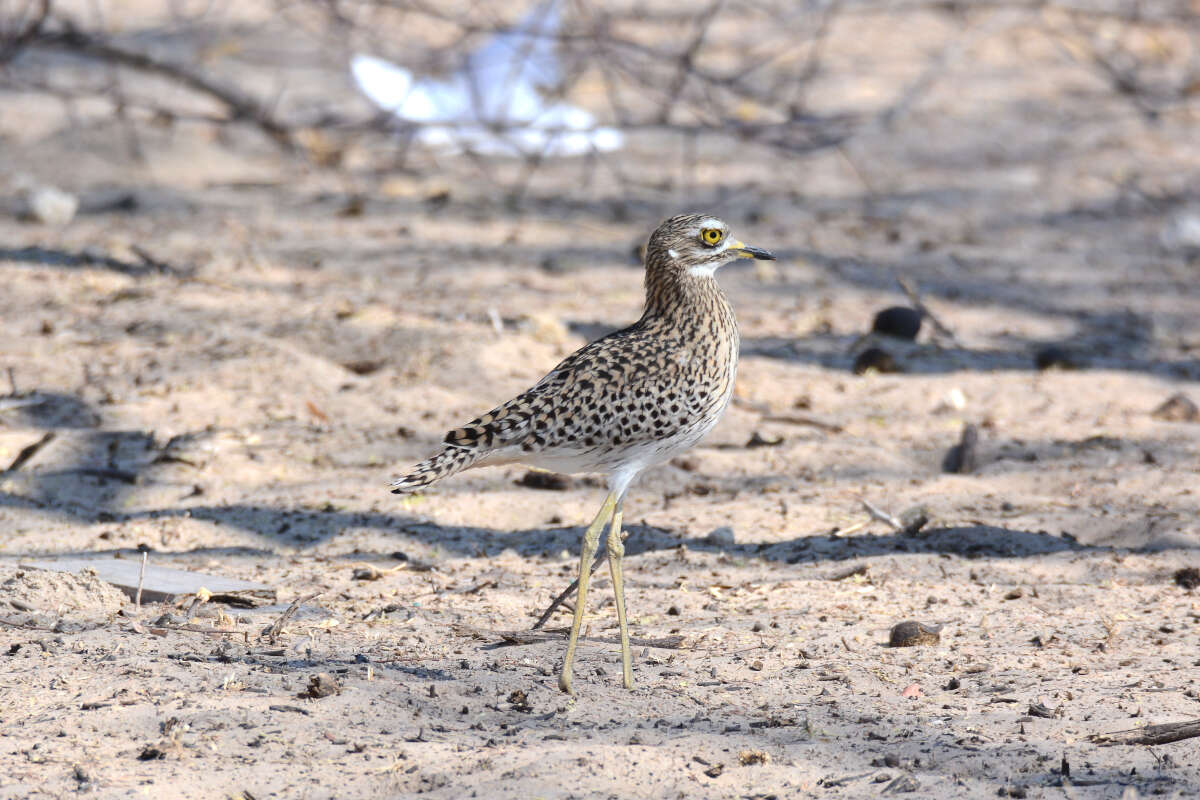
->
0;0;49;66
896;275;962;348
761;413;844;433
129;245;185;276
828;563;869;582
135;550;148;610
262;592;322;643
5;367;16;395
1090;719;1200;746
143;623;249;642
861;499;902;531
30;25;295;150
3;432;55;473
531;545;607;630
456;624;683;650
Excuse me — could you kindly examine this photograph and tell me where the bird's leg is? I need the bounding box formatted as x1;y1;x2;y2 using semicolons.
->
559;491;617;694
606;502;633;689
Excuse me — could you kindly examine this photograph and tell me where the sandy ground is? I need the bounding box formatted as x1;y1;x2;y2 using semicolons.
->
2;3;1200;798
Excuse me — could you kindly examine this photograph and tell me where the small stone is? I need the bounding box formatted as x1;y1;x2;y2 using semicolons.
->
1034;346;1078;371
506;689;533;713
705;526;735;547
744;431;784;448
703;763;724;778
1027;702;1056;719
738;749;769;766
888;621;942;647
882;773;920;793
21;185;79;226
872;307;922;340
1160;206;1200;255
516;470;572;491
853;347;900;375
297;673;340;699
899;507;930;536
1152;393;1199;422
1173;567;1200;591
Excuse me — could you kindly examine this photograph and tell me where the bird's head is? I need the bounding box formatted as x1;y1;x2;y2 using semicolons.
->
645;213;775;279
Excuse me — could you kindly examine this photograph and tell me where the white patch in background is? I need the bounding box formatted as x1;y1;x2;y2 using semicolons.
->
350;1;623;157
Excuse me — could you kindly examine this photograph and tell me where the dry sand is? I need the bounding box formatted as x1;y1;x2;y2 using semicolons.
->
2;3;1200;798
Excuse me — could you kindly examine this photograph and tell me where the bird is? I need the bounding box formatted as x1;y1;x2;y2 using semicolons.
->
390;213;775;693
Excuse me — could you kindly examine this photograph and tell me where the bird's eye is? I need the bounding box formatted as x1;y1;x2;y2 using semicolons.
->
700;228;723;246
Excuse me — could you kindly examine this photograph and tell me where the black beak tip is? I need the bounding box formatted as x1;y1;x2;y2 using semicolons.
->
746;246;776;261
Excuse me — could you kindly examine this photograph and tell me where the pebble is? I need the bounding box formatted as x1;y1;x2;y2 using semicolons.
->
888;620;942;647
1152;393;1199;423
872;306;922;340
22;185;78;226
853;347;900;375
1160;206;1200;255
705;526;735;547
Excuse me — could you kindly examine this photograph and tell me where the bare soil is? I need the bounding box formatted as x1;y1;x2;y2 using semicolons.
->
2;4;1200;798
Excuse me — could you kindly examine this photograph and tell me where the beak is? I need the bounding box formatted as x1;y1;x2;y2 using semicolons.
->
728;239;776;260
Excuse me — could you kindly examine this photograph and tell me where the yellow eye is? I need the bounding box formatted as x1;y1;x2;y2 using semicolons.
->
701;228;723;246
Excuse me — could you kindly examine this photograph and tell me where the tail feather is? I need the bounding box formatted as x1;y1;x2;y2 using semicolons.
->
390;446;482;494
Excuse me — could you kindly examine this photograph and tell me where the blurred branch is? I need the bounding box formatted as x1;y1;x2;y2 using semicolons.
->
1;0;1197;202
0;0;50;65
14;16;297;149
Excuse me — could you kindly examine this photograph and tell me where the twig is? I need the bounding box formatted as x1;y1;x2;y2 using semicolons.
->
761;413;844;433
531;545;608;630
65;466;139;484
861;499;902;531
129;245;185;276
0;246;181;277
896;276;961;347
261;591;322;643
144;623;249;641
0;0;50;66
1090;719;1200;746
828;564;869;581
135;550;148;610
29;24;296;150
455;624;684;650
5;367;16;395
3;432;55;473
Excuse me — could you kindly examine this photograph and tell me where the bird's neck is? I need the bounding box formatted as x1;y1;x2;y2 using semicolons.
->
640;268;736;333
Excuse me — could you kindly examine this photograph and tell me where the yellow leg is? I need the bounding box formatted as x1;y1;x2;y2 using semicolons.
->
559;492;617;694
607;503;634;689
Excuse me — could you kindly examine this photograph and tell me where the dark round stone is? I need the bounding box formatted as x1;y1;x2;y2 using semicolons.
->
871;306;922;340
1034;346;1078;371
853;347;901;375
888;620;942;647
